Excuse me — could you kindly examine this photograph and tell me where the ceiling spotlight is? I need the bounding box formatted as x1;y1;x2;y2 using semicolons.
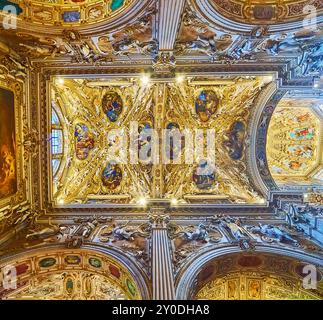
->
138;198;147;206
141;75;150;86
58;199;65;205
176;75;185;84
171;198;178;206
57;78;65;85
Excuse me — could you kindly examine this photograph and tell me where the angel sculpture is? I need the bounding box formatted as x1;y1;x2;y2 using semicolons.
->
112;222;135;241
250;223;299;245
184;223;209;242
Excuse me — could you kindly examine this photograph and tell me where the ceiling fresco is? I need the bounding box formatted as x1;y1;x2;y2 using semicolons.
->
2;0;134;27
267;98;323;186
205;0;323;24
194;253;323;300
49;75;272;206
0;250;141;300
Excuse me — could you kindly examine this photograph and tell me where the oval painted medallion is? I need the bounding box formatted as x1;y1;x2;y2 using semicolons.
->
195;90;219;122
102;91;123;122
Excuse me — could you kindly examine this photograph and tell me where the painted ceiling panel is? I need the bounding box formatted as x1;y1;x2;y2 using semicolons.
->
49;76;272;206
267;98;323;186
207;0;323;24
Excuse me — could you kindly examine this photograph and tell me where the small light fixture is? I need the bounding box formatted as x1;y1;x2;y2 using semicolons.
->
58;199;65;205
57;78;65;85
171;198;178;206
138;197;147;206
176;75;185;84
140;75;150;86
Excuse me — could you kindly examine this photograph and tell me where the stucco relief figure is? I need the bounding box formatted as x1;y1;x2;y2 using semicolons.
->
112;222;136;241
184;223;209;242
212;215;250;241
175;9;233;57
99;221;151;244
303;42;323;75
88;7;103;20
110;10;157;56
263;37;300;56
26;227;71;245
33;10;53;21
248;224;299;245
26;219;61;240
65;216;111;248
97;36;114;54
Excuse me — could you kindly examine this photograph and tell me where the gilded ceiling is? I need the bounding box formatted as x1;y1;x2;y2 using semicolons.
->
267;97;323;186
207;0;323;24
49;75;272;206
3;0;133;27
0;249;141;300
194;253;323;300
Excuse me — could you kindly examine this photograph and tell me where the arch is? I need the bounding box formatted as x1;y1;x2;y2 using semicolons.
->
250;87;290;194
175;244;323;299
190;0;323;34
0;244;151;300
3;0;152;34
246;82;281;196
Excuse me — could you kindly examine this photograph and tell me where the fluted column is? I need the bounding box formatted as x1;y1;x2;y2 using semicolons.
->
157;0;186;51
153;0;186;74
150;212;175;300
